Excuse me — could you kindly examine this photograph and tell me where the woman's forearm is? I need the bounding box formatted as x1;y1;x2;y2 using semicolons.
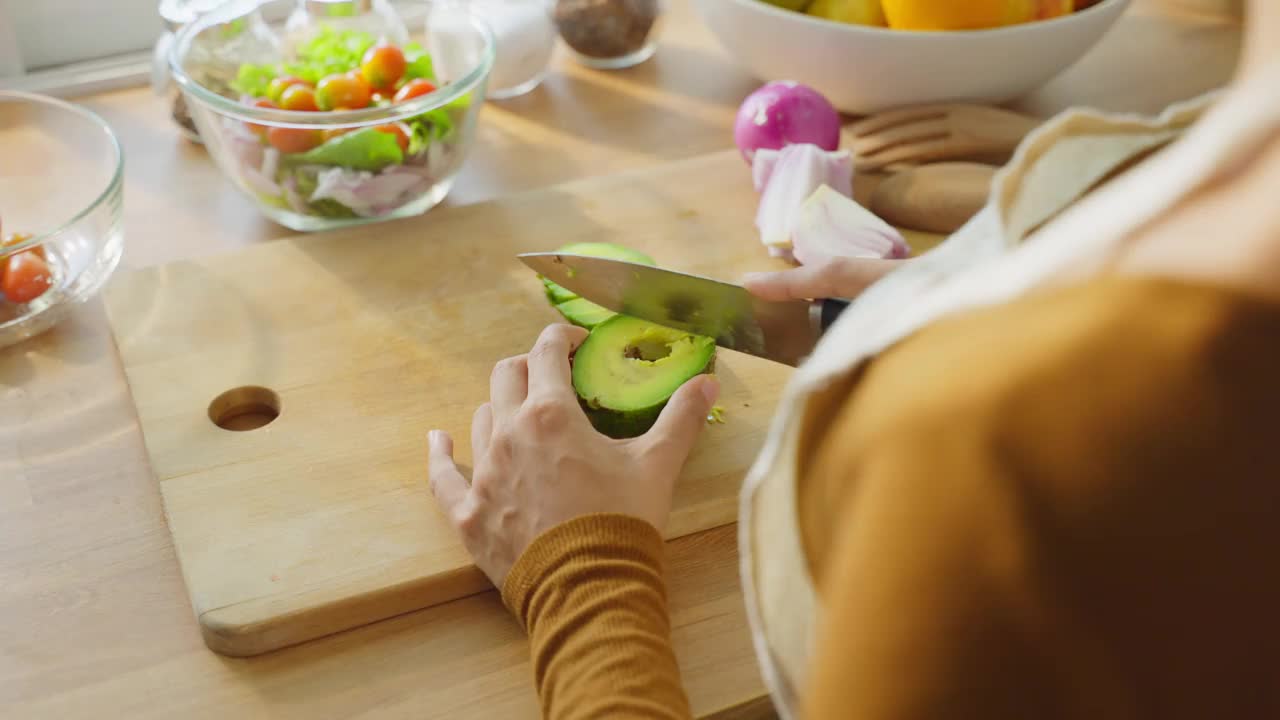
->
503;513;693;720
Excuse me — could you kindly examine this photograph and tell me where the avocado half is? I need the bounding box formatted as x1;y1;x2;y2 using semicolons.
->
543;242;656;329
572;315;716;439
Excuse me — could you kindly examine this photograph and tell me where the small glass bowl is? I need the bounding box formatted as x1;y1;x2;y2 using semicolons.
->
0;91;125;349
169;0;495;232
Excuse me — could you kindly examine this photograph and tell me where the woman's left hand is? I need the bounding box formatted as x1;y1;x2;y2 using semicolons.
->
428;323;721;588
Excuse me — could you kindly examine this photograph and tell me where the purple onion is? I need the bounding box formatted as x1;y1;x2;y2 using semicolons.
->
734;81;841;164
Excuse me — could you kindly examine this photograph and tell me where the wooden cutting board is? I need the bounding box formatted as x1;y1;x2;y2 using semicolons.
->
105;150;829;657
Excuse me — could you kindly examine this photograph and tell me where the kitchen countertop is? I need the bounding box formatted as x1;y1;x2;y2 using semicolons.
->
0;2;1242;718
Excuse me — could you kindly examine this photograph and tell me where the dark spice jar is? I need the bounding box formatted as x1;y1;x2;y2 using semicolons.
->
553;0;662;69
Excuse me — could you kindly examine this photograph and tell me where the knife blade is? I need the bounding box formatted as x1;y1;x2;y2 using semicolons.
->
518;252;850;366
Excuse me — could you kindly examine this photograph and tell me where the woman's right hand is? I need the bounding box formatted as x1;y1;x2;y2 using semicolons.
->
427;324;719;589
742;257;910;301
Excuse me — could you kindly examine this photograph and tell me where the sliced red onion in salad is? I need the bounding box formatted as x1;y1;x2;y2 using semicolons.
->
221;111;464;220
310;166;426;217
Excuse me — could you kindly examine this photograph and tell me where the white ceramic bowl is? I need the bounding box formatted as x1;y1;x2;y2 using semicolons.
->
694;0;1132;114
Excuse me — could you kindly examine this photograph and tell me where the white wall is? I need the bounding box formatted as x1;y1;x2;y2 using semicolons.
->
4;0;161;72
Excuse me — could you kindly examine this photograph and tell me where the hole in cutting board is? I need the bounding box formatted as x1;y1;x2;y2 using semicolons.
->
208;386;281;432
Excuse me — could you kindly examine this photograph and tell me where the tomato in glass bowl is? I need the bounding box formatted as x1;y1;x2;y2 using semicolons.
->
0;91;124;348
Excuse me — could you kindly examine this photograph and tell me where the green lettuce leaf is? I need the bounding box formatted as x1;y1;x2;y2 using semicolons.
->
297;127;404;171
309;198;359;218
281;27;378;85
232;63;277;97
402;42;435;82
405;116;434;156
293;167;318;197
289;168;358;218
404;110;452;152
403;91;472;151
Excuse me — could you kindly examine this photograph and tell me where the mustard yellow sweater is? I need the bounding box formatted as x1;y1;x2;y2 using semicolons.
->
502;277;1280;719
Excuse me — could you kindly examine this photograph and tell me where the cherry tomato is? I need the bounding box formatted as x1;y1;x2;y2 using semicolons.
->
3;232;44;261
266;126;324;154
360;44;407;92
315;73;372;111
244;98;277;140
279;84;319;112
374;123;411;153
393;79;437;104
267;76;312;104
1;250;53;304
322;127;354;142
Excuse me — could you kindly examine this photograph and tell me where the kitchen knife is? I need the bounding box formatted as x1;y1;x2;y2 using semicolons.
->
518;252;850;367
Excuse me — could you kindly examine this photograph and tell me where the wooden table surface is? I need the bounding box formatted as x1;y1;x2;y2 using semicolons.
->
0;2;1242;718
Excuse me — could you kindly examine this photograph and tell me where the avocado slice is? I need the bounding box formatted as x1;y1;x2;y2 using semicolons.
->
543;281;579;306
542;242;655;329
572;315;716;439
555;297;619;329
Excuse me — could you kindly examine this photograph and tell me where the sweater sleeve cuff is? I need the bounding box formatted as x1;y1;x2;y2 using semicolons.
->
501;513;666;630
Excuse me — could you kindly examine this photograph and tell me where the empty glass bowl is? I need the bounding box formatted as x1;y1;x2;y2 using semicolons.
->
0;91;125;348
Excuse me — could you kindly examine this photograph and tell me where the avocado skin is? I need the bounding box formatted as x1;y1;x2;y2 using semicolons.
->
582;403;664;440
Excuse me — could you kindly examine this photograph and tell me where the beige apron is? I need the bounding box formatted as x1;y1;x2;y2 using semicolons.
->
737;70;1280;717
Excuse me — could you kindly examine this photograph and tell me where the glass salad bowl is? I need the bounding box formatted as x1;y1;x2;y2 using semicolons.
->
169;0;495;232
0;91;124;349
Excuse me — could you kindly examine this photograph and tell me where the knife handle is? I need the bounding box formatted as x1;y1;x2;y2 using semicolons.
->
811;298;852;337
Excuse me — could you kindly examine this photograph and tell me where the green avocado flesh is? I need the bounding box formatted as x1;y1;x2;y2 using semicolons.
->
542;242;656;330
572;315;717;439
544;281;579;306
555;297;618;329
